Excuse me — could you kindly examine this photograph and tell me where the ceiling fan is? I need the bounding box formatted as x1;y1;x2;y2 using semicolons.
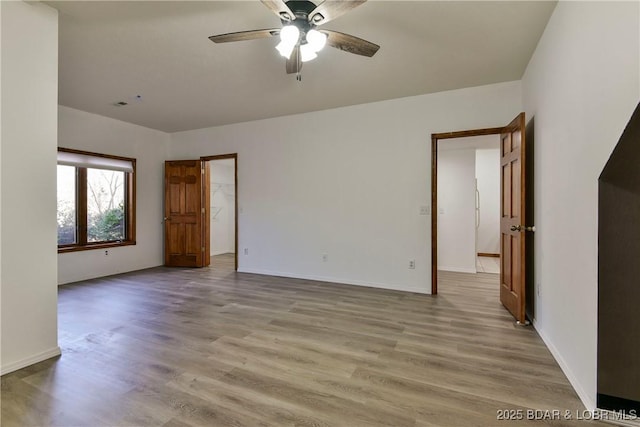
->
208;0;380;79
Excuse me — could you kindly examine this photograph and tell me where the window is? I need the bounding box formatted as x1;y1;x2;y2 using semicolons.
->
57;148;136;252
57;164;77;245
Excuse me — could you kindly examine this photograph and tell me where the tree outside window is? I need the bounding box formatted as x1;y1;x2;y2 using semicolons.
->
57;148;135;251
87;169;125;242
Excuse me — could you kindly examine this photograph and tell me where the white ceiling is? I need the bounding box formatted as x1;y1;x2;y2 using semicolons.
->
48;1;556;133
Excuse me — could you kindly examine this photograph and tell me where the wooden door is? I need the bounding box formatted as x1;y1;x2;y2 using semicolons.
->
164;160;210;267
500;113;528;324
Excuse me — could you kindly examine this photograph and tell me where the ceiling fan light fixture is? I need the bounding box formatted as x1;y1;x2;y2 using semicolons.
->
275;25;299;59
276;40;296;59
306;29;327;52
300;43;318;62
279;24;300;45
208;0;379;76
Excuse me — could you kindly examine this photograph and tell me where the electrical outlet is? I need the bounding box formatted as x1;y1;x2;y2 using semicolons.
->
104;250;109;256
419;205;430;215
322;253;328;262
244;248;248;256
537;282;541;297
409;259;415;269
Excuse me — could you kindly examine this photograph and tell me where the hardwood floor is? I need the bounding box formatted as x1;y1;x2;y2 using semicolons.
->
1;255;601;426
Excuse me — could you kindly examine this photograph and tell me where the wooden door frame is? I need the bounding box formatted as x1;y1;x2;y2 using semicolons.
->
431;127;504;295
201;153;239;271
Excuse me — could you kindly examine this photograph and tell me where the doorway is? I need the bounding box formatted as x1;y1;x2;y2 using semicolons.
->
203;154;238;270
436;135;501;276
431;113;531;324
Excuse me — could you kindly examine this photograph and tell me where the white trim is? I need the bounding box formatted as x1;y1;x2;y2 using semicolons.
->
533;320;596;411
437;266;478;274
1;346;61;376
211;250;234;256
237;268;430;295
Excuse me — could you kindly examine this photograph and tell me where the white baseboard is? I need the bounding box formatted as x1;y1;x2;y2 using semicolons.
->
533;320;596;411
237;267;430;295
438;266;478;274
1;346;61;376
211;250;233;256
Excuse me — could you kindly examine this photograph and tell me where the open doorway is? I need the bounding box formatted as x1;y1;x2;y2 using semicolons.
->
436;135;501;276
431;113;532;325
203;154;238;270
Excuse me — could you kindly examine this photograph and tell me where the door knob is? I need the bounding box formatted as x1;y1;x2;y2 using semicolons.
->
164;217;171;221
510;225;536;232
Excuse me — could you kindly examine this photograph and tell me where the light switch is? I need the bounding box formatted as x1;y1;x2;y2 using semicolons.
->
419;205;430;215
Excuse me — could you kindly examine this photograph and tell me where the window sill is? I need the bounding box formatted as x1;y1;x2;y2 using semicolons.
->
58;240;136;254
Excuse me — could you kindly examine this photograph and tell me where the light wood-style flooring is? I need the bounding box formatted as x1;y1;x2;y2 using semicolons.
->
1;255;601;426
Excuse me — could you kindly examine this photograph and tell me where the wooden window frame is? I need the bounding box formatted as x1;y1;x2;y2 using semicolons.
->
57;148;136;253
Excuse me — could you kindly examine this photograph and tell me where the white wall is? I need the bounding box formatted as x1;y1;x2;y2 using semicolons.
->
475;148;500;255
57;106;170;284
170;81;522;293
210;160;235;255
522;1;640;410
1;1;60;374
437;148;477;273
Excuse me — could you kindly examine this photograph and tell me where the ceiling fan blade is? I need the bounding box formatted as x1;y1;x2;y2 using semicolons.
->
261;0;296;21
308;0;367;26
208;29;280;44
286;45;302;74
322;30;379;57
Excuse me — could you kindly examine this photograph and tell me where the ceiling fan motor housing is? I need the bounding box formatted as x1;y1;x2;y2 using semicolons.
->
281;0;322;29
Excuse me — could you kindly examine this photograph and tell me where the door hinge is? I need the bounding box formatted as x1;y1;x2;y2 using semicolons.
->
202;208;205;214
202;247;205;252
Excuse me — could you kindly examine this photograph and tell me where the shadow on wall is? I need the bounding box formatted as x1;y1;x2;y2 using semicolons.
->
525;116;535;321
598;102;640;413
